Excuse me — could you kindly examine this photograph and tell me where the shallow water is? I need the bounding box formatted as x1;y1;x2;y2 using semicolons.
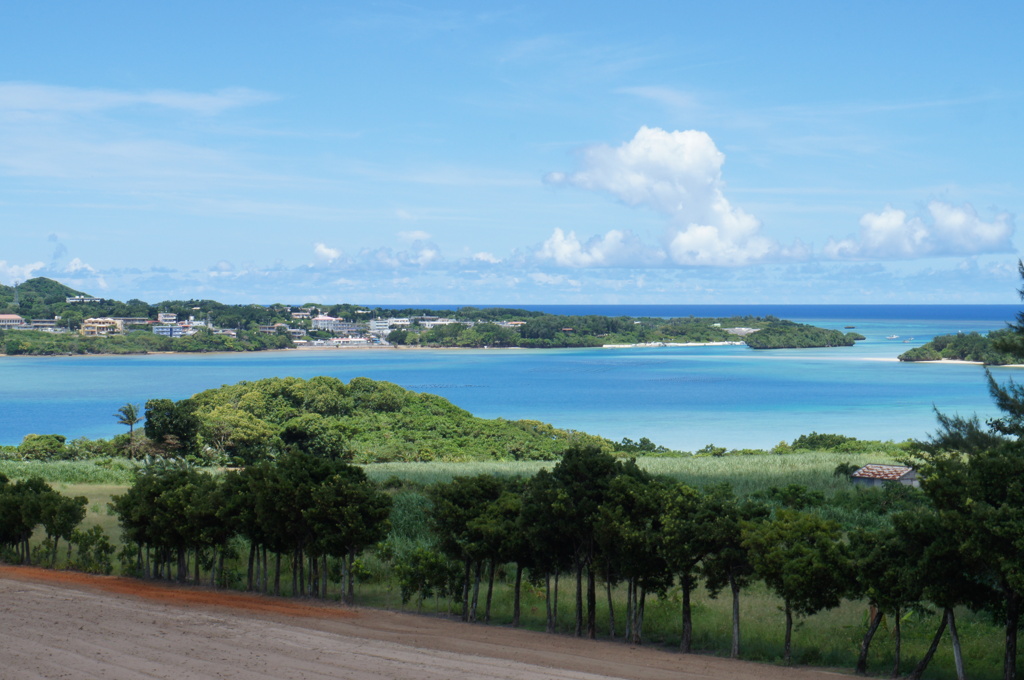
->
0;306;1018;450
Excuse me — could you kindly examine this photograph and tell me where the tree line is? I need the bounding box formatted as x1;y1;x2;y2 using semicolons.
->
407;440;1024;679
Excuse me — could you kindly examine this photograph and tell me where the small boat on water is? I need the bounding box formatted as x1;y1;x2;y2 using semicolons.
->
845;325;856;329
886;335;899;340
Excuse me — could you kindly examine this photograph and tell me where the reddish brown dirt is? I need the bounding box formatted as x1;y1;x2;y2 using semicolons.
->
0;565;850;680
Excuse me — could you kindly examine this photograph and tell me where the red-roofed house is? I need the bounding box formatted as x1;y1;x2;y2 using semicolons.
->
0;314;25;328
851;464;918;488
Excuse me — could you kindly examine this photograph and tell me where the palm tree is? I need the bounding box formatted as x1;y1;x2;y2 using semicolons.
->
116;403;142;457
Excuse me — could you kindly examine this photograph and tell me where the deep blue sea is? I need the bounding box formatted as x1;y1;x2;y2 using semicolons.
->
2;304;1021;450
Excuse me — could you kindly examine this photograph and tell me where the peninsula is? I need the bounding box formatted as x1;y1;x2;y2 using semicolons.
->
0;277;863;355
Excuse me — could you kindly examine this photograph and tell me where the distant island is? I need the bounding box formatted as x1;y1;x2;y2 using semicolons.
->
0;277;863;356
898;329;1017;365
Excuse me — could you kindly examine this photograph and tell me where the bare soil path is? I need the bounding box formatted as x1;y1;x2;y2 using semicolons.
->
0;566;849;680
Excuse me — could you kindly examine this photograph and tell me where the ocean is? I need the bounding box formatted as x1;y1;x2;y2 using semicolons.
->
1;304;1020;451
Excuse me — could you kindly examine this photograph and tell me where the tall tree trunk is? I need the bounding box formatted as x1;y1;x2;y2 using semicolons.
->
856;607;885;675
892;608;902;679
947;608;965;680
484;560;496;624
783;602;793;665
274;552;281;596
1006;591;1020;680
144;545;150;580
247;542;256;591
730;573;741;659
262;546;269;594
51;536;59;568
553;571;560;633
635;588;647;646
681;574;693;653
470;560;482;623
606;579;616;639
461;558;471;621
909;613;948;680
587;565;597;640
217;549;225;589
309;554;319;598
291;550;299;597
512;564;524;628
625;578;634;644
346;549;355;604
177;546;187;583
545;572;554;633
210;547;218;587
321;555;328;601
574;561;584;637
194;548;201;584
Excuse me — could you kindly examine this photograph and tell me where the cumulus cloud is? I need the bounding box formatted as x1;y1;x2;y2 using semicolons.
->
0;82;275;116
824;201;1015;259
0;260;45;284
314;242;341;263
472;252;501;264
546;126;779;266
64;257;96;274
538;228;664;267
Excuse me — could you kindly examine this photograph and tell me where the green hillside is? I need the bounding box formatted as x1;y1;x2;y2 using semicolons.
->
145;376;612;465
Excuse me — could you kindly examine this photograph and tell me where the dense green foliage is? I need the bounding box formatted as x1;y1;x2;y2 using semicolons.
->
899;329;1016;365
1;328;293;355
399;313;863;350
743;320;862;349
140;376;611;465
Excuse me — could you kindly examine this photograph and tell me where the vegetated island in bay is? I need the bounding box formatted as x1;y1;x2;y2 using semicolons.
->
898;329;1019;365
0;277;864;356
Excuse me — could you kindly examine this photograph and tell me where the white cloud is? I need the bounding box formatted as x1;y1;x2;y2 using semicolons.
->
824;201;1015;259
64;257;96;274
472;252;501;264
398;230;431;242
0;260;45;284
529;272;581;288
0;82;275;116
538;228;664;267
313;243;341;263
547;126;779;266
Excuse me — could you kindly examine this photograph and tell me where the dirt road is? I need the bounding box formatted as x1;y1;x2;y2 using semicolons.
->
0;566;846;680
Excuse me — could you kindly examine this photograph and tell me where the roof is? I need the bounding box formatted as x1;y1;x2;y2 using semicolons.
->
0;314;24;320
851;464;915;480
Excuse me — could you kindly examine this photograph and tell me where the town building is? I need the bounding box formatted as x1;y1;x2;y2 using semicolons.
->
81;318;124;336
153;325;189;338
0;314;26;329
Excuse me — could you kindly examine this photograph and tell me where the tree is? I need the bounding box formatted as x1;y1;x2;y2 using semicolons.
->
661;483;719;653
115;403;142;457
39;493;88;567
742;509;851;665
544;445;635;639
700;486;766;659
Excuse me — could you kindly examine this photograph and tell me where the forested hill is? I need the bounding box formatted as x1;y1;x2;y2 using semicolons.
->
898;330;1017;365
144;376;611;465
0;277;86;309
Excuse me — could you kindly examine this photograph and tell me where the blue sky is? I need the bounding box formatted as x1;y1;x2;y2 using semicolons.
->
1;1;1023;305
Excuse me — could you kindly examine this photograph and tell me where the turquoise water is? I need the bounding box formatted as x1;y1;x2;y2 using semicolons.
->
1;306;1019;450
